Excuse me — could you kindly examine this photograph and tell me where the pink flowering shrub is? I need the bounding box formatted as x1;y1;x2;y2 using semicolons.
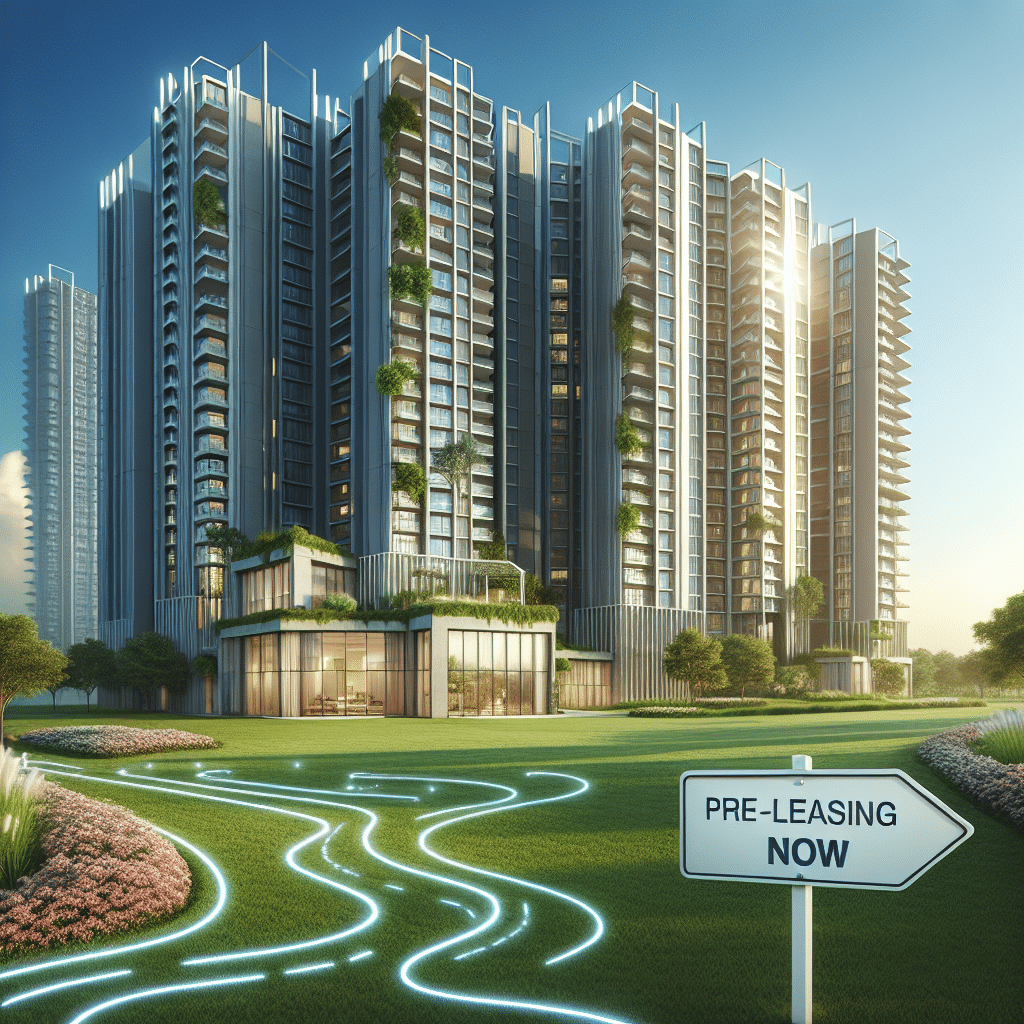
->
919;723;1024;828
0;782;191;954
16;725;218;757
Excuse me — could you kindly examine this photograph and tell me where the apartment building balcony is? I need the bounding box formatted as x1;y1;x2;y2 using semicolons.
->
622;469;652;487
472;309;494;331
194;313;228;337
471;399;493;416
472;151;494;172
196;163;227;185
624;380;655;403
622;115;654;141
195;140;228;167
195;361;227;385
195;293;228;314
472;262;493;285
472;219;494;239
393;311;424;332
195;116;227;143
623;360;653;383
623;272;653;293
393;400;421;421
471;420;494;438
622;489;652;506
624;251;652;271
623;405;652;425
195;244;228;267
623;137;654;159
622;161;653;187
624;224;653;245
392;333;423;355
195;337;226;360
195;265;228;287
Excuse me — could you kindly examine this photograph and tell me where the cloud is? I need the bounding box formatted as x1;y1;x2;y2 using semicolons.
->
0;450;30;615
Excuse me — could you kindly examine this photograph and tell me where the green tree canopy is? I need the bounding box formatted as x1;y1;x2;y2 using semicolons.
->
909;648;937;695
614;413;644;458
616;502;641;539
67;637;117;710
193;179;225;228
116;633;190;710
787;575;824;654
973;593;1024;685
871;658;906;696
720;633;775;698
204;525;251;564
375;358;419;398
389;262;432;306
379;92;421;147
663;629;727;700
432;435;486;518
394;204;426;252
611;294;636;358
0;615;68;738
392;461;427;506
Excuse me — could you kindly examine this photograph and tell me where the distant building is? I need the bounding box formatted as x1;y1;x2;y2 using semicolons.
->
23;266;98;650
810;223;911;658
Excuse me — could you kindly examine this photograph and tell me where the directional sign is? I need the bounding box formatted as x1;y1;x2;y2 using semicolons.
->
680;768;973;890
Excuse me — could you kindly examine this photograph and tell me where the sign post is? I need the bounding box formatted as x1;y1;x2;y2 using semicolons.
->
791;755;813;1024
680;755;973;1024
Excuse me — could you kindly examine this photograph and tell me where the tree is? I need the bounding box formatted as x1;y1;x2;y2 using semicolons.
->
43;676;68;709
611;294;636;358
614;413;644;458
204;525;251;564
786;575;824;655
932;650;963;695
116;633;190;711
0;615;68;740
193;179;225;228
393;462;427;507
909;648;937;696
973;593;1024;685
616;502;641;539
375;358;419;398
394;204;425;252
66;637;117;710
379;92;421;148
871;658;906;697
663;629;727;700
389;262;432;306
720;633;775;698
432;435;486;537
958;649;993;698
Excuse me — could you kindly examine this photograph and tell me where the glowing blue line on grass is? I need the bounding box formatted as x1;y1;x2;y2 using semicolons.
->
26;759;83;771
65;974;265;1024
283;962;334;975
452;946;487;961
196;772;418;801
352;773;517;820
1;969;133;1008
348;950;374;962
396;770;605;967
384;884;404;891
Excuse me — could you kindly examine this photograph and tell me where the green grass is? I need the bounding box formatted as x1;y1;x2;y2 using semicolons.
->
2;703;1021;1024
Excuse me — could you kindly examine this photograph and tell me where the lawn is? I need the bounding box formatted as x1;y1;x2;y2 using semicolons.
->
2;704;1021;1024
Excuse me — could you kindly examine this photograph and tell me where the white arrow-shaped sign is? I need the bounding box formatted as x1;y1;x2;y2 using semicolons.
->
680;767;974;891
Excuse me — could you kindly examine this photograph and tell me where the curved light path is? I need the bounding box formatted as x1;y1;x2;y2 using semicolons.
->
5;760;635;1024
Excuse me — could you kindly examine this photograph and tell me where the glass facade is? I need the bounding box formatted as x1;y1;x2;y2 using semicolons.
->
446;629;548;716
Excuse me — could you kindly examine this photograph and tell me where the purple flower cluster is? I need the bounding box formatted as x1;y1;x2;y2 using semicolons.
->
0;783;191;953
918;723;1024;828
16;725;218;757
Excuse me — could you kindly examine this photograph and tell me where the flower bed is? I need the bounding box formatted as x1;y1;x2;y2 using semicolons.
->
628;706;709;718
691;697;767;706
15;726;218;758
918;723;1024;829
0;783;191;953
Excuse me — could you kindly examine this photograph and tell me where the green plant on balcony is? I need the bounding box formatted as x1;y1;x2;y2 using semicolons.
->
393;461;427;506
616;501;641;539
193;180;225;229
389;262;433;306
743;509;782;537
383;156;399;187
394;204;426;252
379;93;421;148
375;358;419;398
611;294;635;358
191;654;217;678
614;413;644;457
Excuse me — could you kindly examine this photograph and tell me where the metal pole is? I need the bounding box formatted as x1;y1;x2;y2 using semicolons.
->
791;753;813;1024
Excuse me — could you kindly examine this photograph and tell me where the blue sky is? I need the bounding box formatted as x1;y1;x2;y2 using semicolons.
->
1;0;1021;653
